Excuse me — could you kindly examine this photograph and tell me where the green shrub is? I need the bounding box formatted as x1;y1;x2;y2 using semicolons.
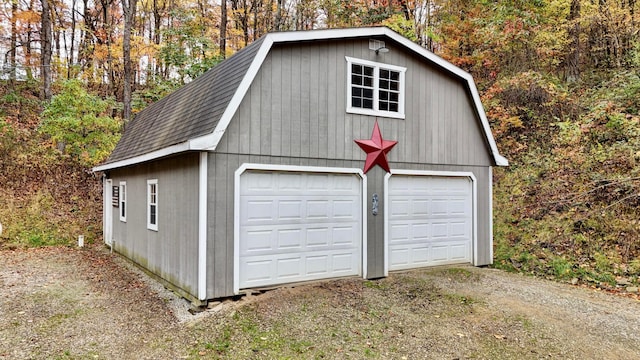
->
39;80;122;167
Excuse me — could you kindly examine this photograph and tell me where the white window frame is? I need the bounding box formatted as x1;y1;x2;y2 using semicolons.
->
119;181;127;222
147;179;158;231
346;56;406;119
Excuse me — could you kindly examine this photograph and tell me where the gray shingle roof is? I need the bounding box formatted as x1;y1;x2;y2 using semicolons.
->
105;36;265;164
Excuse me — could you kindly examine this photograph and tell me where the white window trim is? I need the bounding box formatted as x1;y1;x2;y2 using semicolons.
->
346;56;406;119
147;179;158;231
119;181;127;222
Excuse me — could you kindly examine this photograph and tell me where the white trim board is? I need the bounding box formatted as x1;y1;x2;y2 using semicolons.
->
233;163;367;295
383;169;478;276
93;27;507;173
198;152;208;300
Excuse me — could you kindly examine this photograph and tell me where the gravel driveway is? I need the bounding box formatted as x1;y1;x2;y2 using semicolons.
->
1;245;638;359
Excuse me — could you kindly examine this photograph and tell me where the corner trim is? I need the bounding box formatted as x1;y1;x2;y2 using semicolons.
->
198;152;208;300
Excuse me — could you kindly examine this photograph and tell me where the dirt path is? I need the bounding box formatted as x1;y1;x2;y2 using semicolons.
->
426;269;640;359
1;246;639;359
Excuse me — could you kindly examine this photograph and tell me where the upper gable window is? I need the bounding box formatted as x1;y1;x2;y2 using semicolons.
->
346;57;406;119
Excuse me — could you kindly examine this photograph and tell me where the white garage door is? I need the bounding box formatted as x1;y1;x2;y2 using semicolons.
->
387;175;473;271
239;170;362;290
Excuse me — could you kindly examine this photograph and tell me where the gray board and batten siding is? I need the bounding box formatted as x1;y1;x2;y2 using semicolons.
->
206;39;494;298
108;153;200;299
95;27;506;302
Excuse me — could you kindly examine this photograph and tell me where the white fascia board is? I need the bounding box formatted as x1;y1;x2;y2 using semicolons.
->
92;141;191;172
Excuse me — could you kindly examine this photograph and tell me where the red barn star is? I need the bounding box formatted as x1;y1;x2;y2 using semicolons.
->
355;120;397;173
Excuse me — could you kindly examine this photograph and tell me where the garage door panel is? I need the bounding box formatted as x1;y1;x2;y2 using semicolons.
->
246;200;276;222
241;197;359;226
390;223;409;241
307;228;330;247
450;221;470;237
279;200;303;220
333;200;359;218
389;199;410;217
307;200;329;219
388;175;472;271
240;171;362;290
277;229;303;249
240;250;360;288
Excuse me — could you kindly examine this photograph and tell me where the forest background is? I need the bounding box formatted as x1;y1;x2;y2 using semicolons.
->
1;0;640;290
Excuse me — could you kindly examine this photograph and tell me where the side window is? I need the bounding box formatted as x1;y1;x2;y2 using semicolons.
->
346;57;406;119
147;179;158;231
119;181;126;222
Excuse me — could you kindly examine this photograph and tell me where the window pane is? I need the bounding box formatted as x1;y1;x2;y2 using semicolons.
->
380;69;389;79
353;87;362;96
363;99;373;109
363;88;373;99
150;205;156;225
363;77;373;87
390;81;398;91
364;66;374;76
390;71;399;81
352;98;361;108
380;79;389;89
380;91;388;100
389;103;398;112
352;64;362;74
390;92;399;102
121;204;125;218
379;102;388;111
352;74;362;85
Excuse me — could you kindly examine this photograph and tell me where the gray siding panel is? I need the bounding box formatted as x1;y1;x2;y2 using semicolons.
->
204;154;492;297
110;153;199;298
215;39;493;167
208;39;496;297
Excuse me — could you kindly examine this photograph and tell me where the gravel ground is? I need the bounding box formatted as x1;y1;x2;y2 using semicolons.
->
1;245;639;359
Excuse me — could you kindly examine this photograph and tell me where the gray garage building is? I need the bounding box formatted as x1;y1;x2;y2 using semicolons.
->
94;27;508;304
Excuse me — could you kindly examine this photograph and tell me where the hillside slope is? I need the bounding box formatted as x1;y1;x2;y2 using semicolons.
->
489;71;640;290
0;81;103;248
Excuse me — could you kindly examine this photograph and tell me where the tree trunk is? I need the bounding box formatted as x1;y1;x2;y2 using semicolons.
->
122;0;137;122
41;0;53;100
10;0;18;83
275;0;283;30
220;0;227;58
68;0;77;78
564;0;581;82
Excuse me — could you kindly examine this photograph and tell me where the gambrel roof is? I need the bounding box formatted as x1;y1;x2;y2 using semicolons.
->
94;27;507;172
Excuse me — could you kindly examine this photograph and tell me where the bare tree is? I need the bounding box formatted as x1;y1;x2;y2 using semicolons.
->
41;0;53;100
220;0;227;58
123;0;137;121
